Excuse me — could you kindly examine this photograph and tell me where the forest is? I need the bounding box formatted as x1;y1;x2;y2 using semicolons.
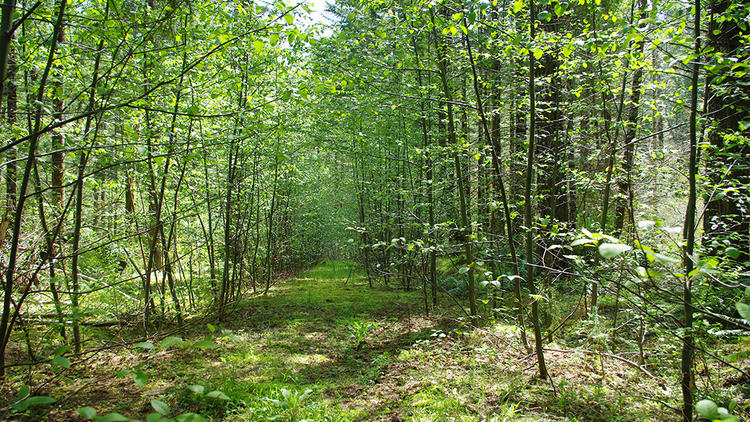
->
0;0;748;420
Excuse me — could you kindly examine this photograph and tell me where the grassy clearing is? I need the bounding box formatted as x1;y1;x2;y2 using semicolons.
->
9;260;705;421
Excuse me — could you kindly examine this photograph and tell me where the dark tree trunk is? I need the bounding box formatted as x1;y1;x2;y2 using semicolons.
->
702;0;750;262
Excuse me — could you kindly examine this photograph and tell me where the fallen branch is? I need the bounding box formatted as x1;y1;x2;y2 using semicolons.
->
543;347;657;379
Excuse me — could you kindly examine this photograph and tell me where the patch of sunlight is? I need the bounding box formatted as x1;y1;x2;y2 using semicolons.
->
409;389;471;419
287;353;330;365
398;347;429;361
490;323;522;338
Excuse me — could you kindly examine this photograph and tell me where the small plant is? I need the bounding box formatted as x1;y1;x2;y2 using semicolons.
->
346;321;377;350
695;399;739;422
8;385;56;415
78;399;207;422
263;388;314;421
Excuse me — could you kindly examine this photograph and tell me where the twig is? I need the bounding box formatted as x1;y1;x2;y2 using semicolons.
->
543;347;657;379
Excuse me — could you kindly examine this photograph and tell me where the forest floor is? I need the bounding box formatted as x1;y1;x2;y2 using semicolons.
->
23;260;684;421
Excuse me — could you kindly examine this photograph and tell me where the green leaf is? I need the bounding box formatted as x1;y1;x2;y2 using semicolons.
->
54;345;72;356
253;39;264;54
193;339;218;349
513;0;524;13
52;356;71;368
133;371;149;387
654;253;680;265
562;44;573;58
538;11;551;21
97;413;129;422
159;336;184;349
78;407;97;419
176;413;207;422
14;395;57;411
24;395;56;405
17;384;30;400
187;384;205;394
726;247;741;259
284;14;294;25
134;341;154;350
598;243;631;258
533;48;543;60
151;399;170;415
206;390;230;400
147;413;164;422
695;399;719;420
737;302;750;321
270;33;280;46
571;238;595;247
637;220;656;230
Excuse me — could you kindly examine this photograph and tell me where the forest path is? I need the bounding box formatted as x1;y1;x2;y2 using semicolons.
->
191;259;441;420
219;261;669;422
43;260;669;421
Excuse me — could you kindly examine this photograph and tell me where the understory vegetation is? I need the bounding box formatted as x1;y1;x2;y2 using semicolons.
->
8;261;739;421
0;0;749;420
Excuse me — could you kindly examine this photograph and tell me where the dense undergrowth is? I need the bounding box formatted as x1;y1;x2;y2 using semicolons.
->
2;260;748;421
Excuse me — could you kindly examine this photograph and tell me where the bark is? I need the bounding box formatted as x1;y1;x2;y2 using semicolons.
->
0;0;67;378
681;0;701;418
614;0;648;237
0;0;16;104
526;0;549;379
535;14;574;273
410;33;436;307
0;47;18;248
463;26;530;349
702;0;750;261
430;8;477;319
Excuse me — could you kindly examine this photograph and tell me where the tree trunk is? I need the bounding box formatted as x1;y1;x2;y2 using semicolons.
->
430;8;477;319
681;0;701;418
0;0;67;378
702;0;750;261
525;0;549;379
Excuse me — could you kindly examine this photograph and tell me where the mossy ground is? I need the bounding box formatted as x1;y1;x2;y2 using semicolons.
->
5;260;742;421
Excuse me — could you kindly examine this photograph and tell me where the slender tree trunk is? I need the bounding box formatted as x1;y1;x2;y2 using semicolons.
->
526;0;549;379
0;49;17;248
264;155;279;295
202;153;217;298
430;8;477;319
0;0;17;104
0;0;67;378
681;0;700;417
614;0;647;237
411;33;437;307
463;26;530;349
220;139;238;312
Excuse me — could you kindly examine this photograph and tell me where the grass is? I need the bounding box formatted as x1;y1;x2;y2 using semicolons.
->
5;259;718;421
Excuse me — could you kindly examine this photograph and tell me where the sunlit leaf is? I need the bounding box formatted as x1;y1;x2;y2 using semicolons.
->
151;399;170;415
159;336;184;349
598;243;631;258
696;399;719;420
78;407;97;419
